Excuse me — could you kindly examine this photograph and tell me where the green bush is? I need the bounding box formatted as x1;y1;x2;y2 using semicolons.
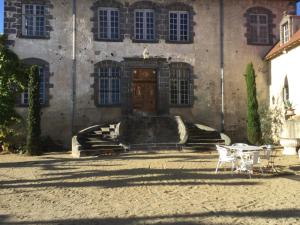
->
0;35;27;151
245;63;262;145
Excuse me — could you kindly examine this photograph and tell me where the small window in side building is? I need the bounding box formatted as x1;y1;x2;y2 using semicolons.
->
282;22;289;44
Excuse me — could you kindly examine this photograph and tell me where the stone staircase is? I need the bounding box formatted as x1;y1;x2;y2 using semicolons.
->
184;123;225;151
119;116;182;150
72;117;228;157
72;124;125;157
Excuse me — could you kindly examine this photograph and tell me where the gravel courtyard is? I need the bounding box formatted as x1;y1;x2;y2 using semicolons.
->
0;150;299;225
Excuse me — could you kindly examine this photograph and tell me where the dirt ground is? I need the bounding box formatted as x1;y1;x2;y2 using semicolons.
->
0;149;299;225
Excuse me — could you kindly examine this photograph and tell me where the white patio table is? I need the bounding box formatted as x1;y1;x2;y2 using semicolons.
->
227;145;263;153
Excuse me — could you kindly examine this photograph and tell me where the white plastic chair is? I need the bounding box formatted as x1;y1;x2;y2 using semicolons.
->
237;151;263;178
215;145;237;174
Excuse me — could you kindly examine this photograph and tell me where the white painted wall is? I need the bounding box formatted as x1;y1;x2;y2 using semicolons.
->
269;45;300;115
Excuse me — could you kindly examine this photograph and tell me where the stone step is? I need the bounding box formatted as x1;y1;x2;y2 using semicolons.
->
83;144;121;150
129;143;182;151
183;145;217;151
187;138;225;143
186;141;224;146
76;148;124;157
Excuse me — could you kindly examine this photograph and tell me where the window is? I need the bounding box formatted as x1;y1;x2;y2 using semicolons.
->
22;66;46;105
98;8;120;40
169;11;189;42
98;66;120;105
134;9;155;41
22;4;46;37
249;14;269;44
170;64;192;106
282;22;289;44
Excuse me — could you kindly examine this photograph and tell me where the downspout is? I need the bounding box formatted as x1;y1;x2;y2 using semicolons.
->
71;0;77;135
220;0;225;132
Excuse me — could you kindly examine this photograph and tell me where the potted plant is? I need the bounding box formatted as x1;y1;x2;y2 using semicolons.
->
284;100;295;116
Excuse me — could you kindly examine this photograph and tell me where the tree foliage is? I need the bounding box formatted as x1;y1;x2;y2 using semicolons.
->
0;35;26;147
26;66;41;155
245;63;262;144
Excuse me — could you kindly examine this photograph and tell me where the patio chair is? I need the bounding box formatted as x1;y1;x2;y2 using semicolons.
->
237;151;263;178
215;145;237;174
260;146;277;173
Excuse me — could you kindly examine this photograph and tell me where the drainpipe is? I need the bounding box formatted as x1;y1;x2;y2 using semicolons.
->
71;0;77;135
219;0;225;132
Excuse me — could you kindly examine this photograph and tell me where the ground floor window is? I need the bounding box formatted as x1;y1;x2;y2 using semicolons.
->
97;62;121;105
170;63;192;106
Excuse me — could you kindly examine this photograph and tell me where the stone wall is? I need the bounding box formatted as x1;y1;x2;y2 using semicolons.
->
5;0;290;146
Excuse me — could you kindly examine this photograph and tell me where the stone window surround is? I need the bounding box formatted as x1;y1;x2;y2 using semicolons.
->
17;58;52;108
91;0;194;44
169;62;194;107
92;60;122;107
91;0;125;42
244;7;276;46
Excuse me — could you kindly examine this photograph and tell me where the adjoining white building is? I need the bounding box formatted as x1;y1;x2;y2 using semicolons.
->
265;13;300;116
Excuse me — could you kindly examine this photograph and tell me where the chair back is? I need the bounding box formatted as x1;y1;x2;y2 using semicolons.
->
216;145;231;159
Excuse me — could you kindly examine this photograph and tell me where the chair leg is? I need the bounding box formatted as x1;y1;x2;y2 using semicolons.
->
215;161;220;173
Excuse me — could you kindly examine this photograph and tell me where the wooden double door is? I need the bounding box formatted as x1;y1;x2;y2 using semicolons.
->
132;68;157;113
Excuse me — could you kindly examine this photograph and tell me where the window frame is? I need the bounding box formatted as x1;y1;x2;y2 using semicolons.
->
248;13;269;45
98;7;120;41
21;4;46;38
21;66;46;106
282;22;289;44
168;11;190;42
133;9;155;42
169;64;192;107
98;66;121;106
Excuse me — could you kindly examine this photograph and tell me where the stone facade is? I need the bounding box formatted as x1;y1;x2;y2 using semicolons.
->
5;0;291;147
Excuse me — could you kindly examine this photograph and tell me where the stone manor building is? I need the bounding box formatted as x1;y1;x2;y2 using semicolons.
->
4;0;292;147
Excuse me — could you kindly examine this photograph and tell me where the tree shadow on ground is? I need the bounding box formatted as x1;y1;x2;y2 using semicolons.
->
1;209;299;225
0;165;261;190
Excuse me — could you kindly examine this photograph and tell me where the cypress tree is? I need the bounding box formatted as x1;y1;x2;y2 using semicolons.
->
26;65;41;155
245;63;262;145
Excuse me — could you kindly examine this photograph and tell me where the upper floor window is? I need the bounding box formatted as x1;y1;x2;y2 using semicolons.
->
282;22;289;44
169;11;189;42
22;4;46;37
98;65;121;105
249;14;269;44
245;7;274;46
170;63;192;106
22;66;46;105
98;7;120;40
134;9;155;41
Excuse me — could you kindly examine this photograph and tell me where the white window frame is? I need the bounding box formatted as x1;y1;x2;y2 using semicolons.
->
22;4;46;37
249;13;269;44
98;7;120;40
134;9;155;41
282;22;289;44
169;11;189;42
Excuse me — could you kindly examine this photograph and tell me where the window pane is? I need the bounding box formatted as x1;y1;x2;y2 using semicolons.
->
99;66;120;105
169;13;177;41
135;11;144;40
99;10;108;39
170;66;190;105
250;15;257;24
146;11;154;40
259;15;267;24
110;10;119;39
